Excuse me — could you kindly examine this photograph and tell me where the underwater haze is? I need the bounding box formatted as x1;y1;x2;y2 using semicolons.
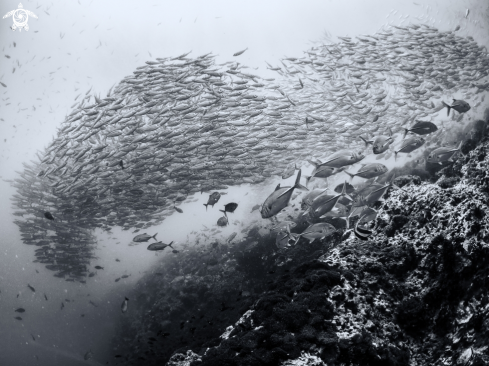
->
0;0;488;365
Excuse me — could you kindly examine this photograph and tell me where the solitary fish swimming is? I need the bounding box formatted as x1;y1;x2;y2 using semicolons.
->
132;233;158;242
204;192;221;210
442;99;471;116
147;241;174;251
121;297;129;313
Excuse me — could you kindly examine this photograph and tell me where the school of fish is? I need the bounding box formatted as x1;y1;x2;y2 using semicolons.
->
8;23;489;281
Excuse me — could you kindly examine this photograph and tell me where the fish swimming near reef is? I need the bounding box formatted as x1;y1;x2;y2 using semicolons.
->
360;129;394;155
292;222;336;244
132;233;158;242
204;192;221;210
261;169;308;218
442;99;471;116
219;203;238;217
121;297;128;313
147;241;174;251
427;141;463;164
344;163;388;182
394;137;425;160
217;216;228;226
354;215;373;241
403;121;438;139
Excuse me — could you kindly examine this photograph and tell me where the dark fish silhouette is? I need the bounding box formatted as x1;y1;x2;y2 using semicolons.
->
442;99;471;116
204;192;221;210
15;308;25;313
27;284;35;292
43;212;54;220
219;203;238;217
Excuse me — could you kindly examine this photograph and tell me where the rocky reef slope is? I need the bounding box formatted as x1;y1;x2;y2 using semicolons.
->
167;114;489;366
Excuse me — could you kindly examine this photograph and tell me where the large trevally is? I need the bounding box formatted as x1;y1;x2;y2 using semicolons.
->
261;169;308;218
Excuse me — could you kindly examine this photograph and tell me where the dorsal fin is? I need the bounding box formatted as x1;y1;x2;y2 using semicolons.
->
275;184;281;191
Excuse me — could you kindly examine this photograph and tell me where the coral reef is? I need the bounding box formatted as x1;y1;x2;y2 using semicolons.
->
163;115;489;366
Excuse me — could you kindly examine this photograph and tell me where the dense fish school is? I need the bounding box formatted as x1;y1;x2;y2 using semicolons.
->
9;23;489;281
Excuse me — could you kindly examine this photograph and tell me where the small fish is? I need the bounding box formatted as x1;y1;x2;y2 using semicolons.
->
227;232;237;243
31;334;36;341
15;308;25;313
204;192;221;210
89;300;98;307
174;205;183;213
394;137;425;160
305;163;344;185
43;212;54;220
115;278;120;282
465;9;469;18
14;316;22;321
261;170;308;218
172;249;180;254
292;222;336;244
344;163;388;181
84;350;93;361
121;275;130;279
360;129;393;154
219;203;238;217
427;141;463;164
354;215;373;241
147;241;174;251
121;297;129;313
43;293;47;301
442;99;471;116
60;302;64;310
250;204;261;213
27;284;35;292
281;163;297;179
454;25;460;32
94;266;104;270
403;121;438;138
132;233;157;242
217;216;228;227
333;182;356;195
115;259;120;262
233;48;248;56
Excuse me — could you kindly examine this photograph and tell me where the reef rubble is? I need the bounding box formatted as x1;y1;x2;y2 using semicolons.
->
167;114;489;366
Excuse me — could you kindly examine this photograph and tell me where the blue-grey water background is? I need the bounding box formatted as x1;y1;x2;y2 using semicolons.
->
0;0;488;365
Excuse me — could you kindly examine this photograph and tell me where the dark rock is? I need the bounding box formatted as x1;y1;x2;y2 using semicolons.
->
393;175;422;188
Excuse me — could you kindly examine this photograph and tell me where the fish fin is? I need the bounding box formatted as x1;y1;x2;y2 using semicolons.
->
344;194;353;201
168;241;174;248
307;160;319;168
304;176;311;187
344;171;355;182
274;183;281;191
442;101;451;116
293;169;308;191
359;136;371;147
394;151;398;161
388;127;393;137
203;203;208;211
403;128;409;139
302;209;309;216
456;140;463;151
152;233;158;241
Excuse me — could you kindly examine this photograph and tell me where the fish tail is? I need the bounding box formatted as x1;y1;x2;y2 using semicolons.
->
293;169;307;191
344;171;355;183
203;203;208;211
403;128;409;139
304;176;311;187
168;241;174;248
394;151;398;161
152;233;158;241
359;136;370;147
219;209;228;217
442;101;451;116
